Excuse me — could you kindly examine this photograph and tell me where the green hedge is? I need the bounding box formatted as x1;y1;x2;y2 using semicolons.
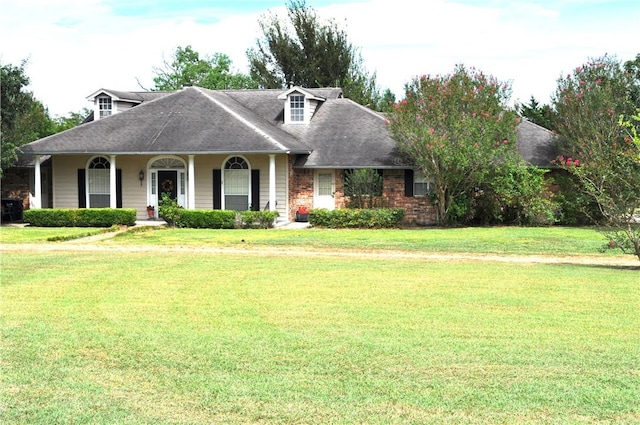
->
163;209;279;229
309;208;405;228
23;208;136;227
238;211;279;229
173;210;236;229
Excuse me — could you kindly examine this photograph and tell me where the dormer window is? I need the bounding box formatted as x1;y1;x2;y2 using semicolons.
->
290;94;305;122
278;87;326;125
98;96;112;118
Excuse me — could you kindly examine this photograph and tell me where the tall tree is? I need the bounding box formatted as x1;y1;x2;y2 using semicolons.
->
247;0;383;109
152;46;257;91
552;54;640;260
51;108;91;133
1;60;55;176
517;96;557;130
388;65;552;225
623;53;640;106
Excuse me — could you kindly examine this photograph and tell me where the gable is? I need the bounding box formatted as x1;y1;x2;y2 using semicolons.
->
22;87;311;155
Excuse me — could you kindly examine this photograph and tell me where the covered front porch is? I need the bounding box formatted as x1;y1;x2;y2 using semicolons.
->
30;152;289;220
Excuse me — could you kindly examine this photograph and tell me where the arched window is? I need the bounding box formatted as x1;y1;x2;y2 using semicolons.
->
88;156;110;207
224;156;250;211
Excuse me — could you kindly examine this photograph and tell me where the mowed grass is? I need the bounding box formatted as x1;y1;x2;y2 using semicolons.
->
105;226;622;256
1;225;627;257
1;244;639;424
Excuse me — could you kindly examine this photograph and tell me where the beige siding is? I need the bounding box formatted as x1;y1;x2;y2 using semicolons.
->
52;156;89;208
308;99;319;119
250;155;287;215
193;154;288;216
114;101;135;113
193;155;213;209
51;154;290;219
116;156;150;215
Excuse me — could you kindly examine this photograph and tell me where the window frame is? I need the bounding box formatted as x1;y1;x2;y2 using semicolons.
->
222;156;251;211
87;156;111;208
413;169;433;197
289;94;305;123
98;96;112;118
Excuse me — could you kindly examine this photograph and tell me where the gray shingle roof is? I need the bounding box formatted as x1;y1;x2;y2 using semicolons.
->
87;89;169;103
292;99;403;168
22;87;311;155
21;86;555;170
515;120;559;168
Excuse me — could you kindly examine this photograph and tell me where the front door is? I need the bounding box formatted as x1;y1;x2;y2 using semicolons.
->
314;170;335;210
158;170;177;203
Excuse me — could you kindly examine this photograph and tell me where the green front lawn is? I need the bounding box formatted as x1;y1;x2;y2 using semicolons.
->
97;226;635;256
1;225;625;257
1;244;638;424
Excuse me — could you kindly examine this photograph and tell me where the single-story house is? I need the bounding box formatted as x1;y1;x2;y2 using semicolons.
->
17;86;556;224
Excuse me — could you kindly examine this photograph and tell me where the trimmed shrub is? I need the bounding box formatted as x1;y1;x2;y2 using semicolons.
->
158;194;183;227
176;210;236;229
310;208;405;228
238;211;279;229
75;209;136;227
23;208;136;227
23;209;76;227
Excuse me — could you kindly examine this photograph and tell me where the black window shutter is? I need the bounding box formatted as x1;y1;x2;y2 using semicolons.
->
116;169;122;208
213;169;222;209
404;169;414;197
78;169;86;208
251;169;260;211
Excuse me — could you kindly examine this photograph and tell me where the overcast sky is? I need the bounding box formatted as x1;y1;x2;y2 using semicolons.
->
1;0;638;117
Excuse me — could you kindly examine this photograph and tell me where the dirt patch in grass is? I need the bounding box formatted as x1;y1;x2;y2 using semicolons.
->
3;239;638;268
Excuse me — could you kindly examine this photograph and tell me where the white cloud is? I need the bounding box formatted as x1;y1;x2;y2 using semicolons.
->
1;0;638;116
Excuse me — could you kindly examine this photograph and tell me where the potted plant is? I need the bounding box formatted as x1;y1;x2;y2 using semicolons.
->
296;205;309;222
146;205;155;218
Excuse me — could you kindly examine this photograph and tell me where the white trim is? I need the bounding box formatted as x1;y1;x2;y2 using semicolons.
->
33;155;42;209
284;93;308;124
85;155;111;208
221;155;251;211
269;154;276;211
314;169;335;210
109;155;117;208
188;155;195;210
146;155;188;208
276;87;325;101
86;89;143;103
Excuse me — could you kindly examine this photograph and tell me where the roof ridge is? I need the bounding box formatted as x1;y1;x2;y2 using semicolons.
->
192;87;291;153
342;98;387;122
520;118;555;134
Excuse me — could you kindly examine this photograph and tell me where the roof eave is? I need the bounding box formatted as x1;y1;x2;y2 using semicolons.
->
21;149;311;156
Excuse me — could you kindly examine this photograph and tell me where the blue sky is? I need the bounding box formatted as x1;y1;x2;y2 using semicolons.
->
1;0;638;117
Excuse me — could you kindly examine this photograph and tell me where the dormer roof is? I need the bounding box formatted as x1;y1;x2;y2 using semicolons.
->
276;86;343;101
86;89;168;104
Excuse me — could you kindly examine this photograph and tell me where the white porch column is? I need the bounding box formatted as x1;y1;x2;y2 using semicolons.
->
269;154;276;211
188;155;195;210
33;155;42;209
109;155;117;208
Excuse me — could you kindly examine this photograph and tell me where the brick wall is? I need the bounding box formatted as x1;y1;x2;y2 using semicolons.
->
288;158;314;220
382;169;437;225
288;163;437;225
1;168;31;210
